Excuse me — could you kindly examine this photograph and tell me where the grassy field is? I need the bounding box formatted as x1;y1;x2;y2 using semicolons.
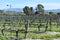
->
0;25;60;39
0;36;10;40
0;21;60;40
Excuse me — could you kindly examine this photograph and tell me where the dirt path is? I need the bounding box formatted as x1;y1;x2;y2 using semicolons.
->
46;31;60;40
46;31;60;35
54;38;60;40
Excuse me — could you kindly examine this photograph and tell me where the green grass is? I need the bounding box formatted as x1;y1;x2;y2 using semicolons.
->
1;31;60;39
1;22;60;39
47;25;60;32
0;36;10;40
1;32;60;40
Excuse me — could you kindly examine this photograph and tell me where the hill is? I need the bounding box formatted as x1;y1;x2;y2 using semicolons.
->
4;8;23;12
47;9;60;12
3;8;60;12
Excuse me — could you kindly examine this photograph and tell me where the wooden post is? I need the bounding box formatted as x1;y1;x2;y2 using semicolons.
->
24;20;29;38
45;20;48;32
16;30;19;38
38;24;41;31
3;23;6;29
15;30;19;40
45;24;48;32
1;28;5;36
57;16;59;28
50;17;52;31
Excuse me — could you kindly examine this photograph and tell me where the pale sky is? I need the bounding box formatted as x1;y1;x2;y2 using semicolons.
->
0;0;60;10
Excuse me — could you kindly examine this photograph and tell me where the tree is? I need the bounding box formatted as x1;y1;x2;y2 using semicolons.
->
57;13;60;15
49;12;53;15
23;6;31;15
0;10;4;13
56;13;60;28
30;7;34;14
49;12;52;31
24;23;28;38
37;4;44;14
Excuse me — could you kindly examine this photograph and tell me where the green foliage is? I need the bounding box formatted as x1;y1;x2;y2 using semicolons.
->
23;4;44;15
30;7;34;14
37;4;44;10
23;6;31;15
37;4;44;14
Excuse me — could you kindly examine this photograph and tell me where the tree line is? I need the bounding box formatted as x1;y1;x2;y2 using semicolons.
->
23;4;44;15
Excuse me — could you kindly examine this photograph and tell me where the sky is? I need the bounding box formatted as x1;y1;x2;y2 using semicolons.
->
0;0;60;10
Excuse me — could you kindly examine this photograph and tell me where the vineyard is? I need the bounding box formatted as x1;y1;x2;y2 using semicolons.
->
0;13;60;40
